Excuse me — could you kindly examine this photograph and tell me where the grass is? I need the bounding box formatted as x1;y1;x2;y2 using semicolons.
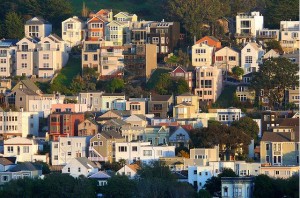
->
146;67;172;90
71;0;165;21
214;85;237;108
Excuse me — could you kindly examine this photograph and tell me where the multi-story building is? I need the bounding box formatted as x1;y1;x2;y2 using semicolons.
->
51;136;89;165
123;44;157;80
170;66;193;90
48;112;85;141
78;118;100;136
127;21;153;44
288;86;299;108
126;98;148;115
168;126;191;148
208;108;243;125
260;164;300;179
194;66;223;103
88;130;125;163
62;16;85;49
235;11;264;43
105;20;125;46
173;93;199;119
260;126;299;166
24;17;52;39
114;12;138;22
79;91;104;111
0;109;39;139
148;94;173;118
15;37;39;77
0;39;17;77
4;137;45;162
148;21;180;59
82;40;101;74
51;103;88;114
192;43;214;67
195;36;222;49
87;16;106;41
214;47;240;73
115;142;175;164
101;93;126;113
221;177;254;198
236;74;255;103
90;9;113;22
280;21;299;51
257;29;280;43
241;42;264;74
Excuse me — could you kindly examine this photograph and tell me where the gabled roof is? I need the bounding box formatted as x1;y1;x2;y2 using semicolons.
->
0;157;15;166
171;66;187;73
10;162;41;172
48;34;64;42
64;16;83;23
127;164;140;173
244;42;262;51
276;118;299;127
124;114;147;122
87;15;106;23
84;117;99;126
101;130;123;139
261;132;299;142
103;118;129;126
26;17;51;25
111;110;131;117
4;137;34;145
106;20;124;27
196;36;220;44
75;157;98;169
88;171;111;179
12;79;41;93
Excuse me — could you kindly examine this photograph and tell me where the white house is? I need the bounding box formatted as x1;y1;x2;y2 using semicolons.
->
4;137;46;162
51;136;90;165
263;49;280;59
0;40;17;77
62;157;98;178
88;171;111;186
168;126;190;148
241;42;264;74
0;110;39;138
214;47;240;72
24;17;52;39
280;21;299;51
221;177;255;198
208;107;244;126
116;164;140;179
101;93;126;112
115;142;175;164
62;16;85;49
78;91;104;111
192;43;214;67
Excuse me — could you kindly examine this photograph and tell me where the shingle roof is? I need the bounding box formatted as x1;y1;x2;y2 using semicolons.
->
10;162;41;172
103;118;129;126
111;110;132;117
88;171;111;179
101;130;123;139
76;157;98;169
0;157;15;166
26;17;51;25
261;132;299;142
277;118;299;126
127;164;140;173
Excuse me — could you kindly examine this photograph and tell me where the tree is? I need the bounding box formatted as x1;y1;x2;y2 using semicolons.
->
103;175;136;198
231;117;259;142
231;66;244;79
251;57;299;109
105;78;124;93
4;12;24;39
154;73;172;94
265;40;283;53
197;189;211;198
253;174;276;198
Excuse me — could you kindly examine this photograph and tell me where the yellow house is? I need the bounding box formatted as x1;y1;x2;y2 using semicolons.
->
260;164;300;178
105;20;124;46
173;93;199;119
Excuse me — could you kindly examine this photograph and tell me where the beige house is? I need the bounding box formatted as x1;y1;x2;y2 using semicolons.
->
174;93;199;119
78;118;100;136
82;40;101;74
214;47;240;72
280;21;299;52
260;164;300;179
148;94;173;118
236;84;255;103
192;43;214;67
89;131;125;163
260;126;299;166
288;86;299;108
124;114;148;127
126;98;147;115
0;40;17;77
194;66;223;103
62;16;85;49
263;49;280;60
24;17;52;38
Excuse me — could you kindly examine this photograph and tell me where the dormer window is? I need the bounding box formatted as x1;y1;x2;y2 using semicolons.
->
21;42;29;51
67;23;73;29
247;49;251;52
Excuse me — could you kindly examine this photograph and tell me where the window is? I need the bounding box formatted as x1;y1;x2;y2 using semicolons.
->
152;37;159;44
21;54;27;59
43;54;49;59
103;66;109;69
245;56;252;63
67;23;73;29
274;156;277;163
195;49;206;54
247;49;251;52
2;175;9;182
224;187;228;197
54;144;58;148
21;63;27;68
43;63;49;68
216;56;223;61
93;141;98;146
78;167;81;172
68;152;71;156
7;146;13;153
68;167;70;172
297;156;299;163
91;23;103;28
229;56;236;61
266;144;270;151
132;146;137;151
234;187;242;197
199;172;202;176
23;146;29;153
194;170;197;174
93;54;98;61
275;171;280;175
143;150;152;156
68;141;71;145
106;102;109;109
84;54;88;61
54;155;58;160
118;146;127;152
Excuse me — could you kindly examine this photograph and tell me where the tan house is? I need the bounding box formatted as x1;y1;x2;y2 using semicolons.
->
148;94;173;118
97;110;131;124
194;66;223;104
24;17;52;39
260;126;299;166
78;118;100;136
260;164;299;179
124;114;148;127
126;98;147;115
173;93;199;119
88;130;125;163
288;86;299;108
214;47;240;72
192;43;214;67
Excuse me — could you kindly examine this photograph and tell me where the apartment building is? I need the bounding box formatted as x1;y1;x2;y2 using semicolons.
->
51;136;89;165
48;112;85;141
24;17;52;39
105;20;125;46
194;66;223;103
241;42;264;74
192;43;214;67
62;16;85;48
257;29;280;42
0;39;17;77
280;21;299;51
214;47;240;72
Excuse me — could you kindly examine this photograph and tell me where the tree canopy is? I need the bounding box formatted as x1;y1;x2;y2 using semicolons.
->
231;117;259;142
154;73;189;95
4;12;24;39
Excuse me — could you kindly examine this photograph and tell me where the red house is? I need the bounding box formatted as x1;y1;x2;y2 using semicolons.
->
170;66;193;90
49;113;85;141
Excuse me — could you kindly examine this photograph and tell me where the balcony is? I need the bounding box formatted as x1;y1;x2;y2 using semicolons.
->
0;54;7;57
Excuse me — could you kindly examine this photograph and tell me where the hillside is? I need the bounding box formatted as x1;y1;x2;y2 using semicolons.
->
70;0;166;21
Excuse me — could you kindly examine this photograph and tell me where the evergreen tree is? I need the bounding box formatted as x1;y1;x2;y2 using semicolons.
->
4;12;24;39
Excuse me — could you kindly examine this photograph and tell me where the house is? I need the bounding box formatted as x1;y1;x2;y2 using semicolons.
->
62;16;85;48
24;17;52;38
170;66;193;90
263;49;280;59
105;20;125;46
79;91;104;111
148;21;180;59
124;114;148;127
159;157;185;171
214;47;240;73
51;103;88;114
0;79;11;94
82;40;102;76
194;66;223;104
62;157;98;178
116;164;140;179
51;136;90;165
88;130;125;163
260;164;299;178
280;21;299;52
241;42;264;74
126;98;148;115
148;94;173;118
195;36;222;49
173;93;199;119
114;12;138;22
4;137;46;162
123;44;157;80
15;37;39;77
208;108;243;125
127;20;154;45
91;9;113;22
78;118;100;136
101;93;126;112
88;171;111;186
115;142;175;164
0;162;42;186
260;126;299;166
36;34;68;78
0;39;17;77
0;157;16;172
143;126;170;145
168;126;190;148
236;74;255;103
192;43;214;67
0;108;39;139
221;177;254;198
288;86;299;108
87;16;106;41
257;29;280;43
102;118;129;132
48;112;85;141
235;12;264;43
97;110;131;124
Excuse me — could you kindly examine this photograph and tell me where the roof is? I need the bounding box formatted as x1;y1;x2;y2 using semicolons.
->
76;157;98;169
49;34;64;42
103;118;129;126
261;132;299;142
196;36;220;44
151;94;172;101
26;17;51;25
86;117;99;126
277;118;299;127
101;130;123;139
111;110;132;117
172;170;188;179
102;93;125;97
88;171;111;179
127;164;140;173
0;157;15;166
245;42;261;51
0;39;18;47
4;137;34;145
12;79;41;92
179;92;194;96
10;162;41;172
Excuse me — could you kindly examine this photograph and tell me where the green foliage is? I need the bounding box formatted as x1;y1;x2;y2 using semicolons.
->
231;66;244;78
153;73;189;95
138;161;176;180
146;68;172;90
265;40;283;53
105;78;124;93
4;12;24;39
231;116;259;141
214;85;237;108
251;57;299;109
102;175;136;198
197;189;212;198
